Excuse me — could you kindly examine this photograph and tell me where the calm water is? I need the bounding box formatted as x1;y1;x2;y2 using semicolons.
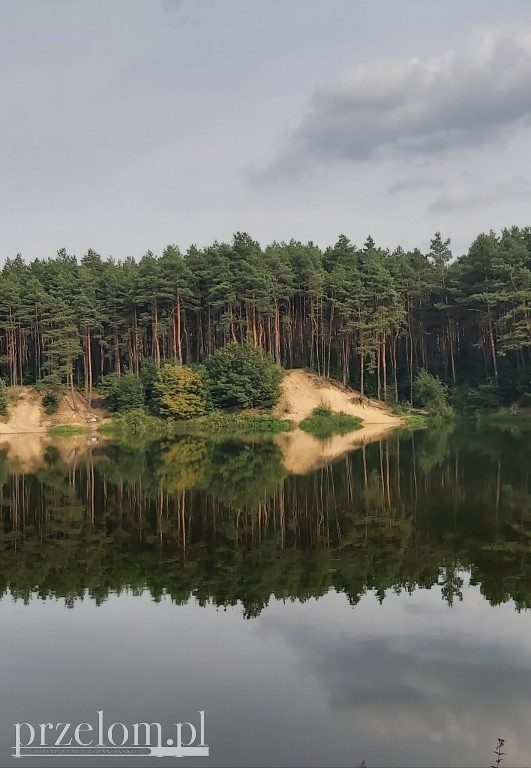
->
0;425;530;767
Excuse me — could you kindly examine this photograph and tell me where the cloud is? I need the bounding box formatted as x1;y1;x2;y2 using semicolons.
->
388;177;442;195
260;589;531;764
256;26;531;181
428;175;531;212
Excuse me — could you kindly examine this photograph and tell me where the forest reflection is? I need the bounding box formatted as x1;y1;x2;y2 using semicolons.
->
0;424;530;617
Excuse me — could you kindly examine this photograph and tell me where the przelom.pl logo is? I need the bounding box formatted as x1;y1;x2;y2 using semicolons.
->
13;710;208;759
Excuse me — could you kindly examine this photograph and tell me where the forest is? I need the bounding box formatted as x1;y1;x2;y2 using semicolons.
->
0;226;530;408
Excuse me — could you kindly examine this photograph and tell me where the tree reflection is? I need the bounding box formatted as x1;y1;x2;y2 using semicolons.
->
0;425;530;616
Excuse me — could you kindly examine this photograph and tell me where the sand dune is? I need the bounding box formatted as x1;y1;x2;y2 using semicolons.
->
275;369;404;426
274;370;403;474
0;387;108;435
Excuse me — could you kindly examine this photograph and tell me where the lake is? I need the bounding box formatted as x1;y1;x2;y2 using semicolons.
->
0;424;530;767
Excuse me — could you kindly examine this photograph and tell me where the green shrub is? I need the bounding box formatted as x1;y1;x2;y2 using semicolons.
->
153;364;206;420
451;384;501;415
299;405;362;439
97;371;145;412
42;389;61;414
401;413;429;429
113;408;161;437
204;343;283;410
413;370;454;422
139;359;159;411
0;380;7;417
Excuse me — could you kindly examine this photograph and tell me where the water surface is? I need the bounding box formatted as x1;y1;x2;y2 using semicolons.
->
0;425;530;766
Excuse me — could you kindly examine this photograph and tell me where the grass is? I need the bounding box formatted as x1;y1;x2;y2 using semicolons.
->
179;411;295;436
401;413;429;429
97;410;295;441
299;405;362;440
48;425;86;437
97;422;117;435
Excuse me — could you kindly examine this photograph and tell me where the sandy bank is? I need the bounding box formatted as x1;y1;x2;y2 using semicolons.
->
275;370;404;426
0;387;109;435
273;370;403;474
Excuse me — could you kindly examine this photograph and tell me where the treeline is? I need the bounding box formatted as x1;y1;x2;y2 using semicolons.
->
1;227;530;404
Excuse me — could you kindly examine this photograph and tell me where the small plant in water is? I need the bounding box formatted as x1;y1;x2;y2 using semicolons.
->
491;737;505;768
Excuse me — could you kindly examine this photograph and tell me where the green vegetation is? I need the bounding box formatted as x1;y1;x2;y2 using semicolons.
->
0;228;528;414
450;383;501;415
413;370;454;422
204;342;283;410
299;405;362;439
0;380;7;417
41;388;61;415
95;343;286;435
477;410;531;430
401;413;429;429
97;371;145;412
99;410;293;442
97;422;115;435
201;412;293;435
108;408;164;439
153;364;205;419
48;425;85;437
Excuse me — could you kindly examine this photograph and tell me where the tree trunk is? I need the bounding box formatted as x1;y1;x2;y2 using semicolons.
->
87;328;93;406
176;295;182;365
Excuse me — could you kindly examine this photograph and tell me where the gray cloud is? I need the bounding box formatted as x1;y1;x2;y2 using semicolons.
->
388;177;442;195
429;175;531;212
256;26;531;181
261;593;531;763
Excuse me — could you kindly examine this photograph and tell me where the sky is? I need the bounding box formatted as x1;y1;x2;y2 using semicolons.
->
1;0;531;262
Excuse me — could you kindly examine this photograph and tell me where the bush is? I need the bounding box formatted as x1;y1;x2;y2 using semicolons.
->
204;343;283;410
97;372;145;412
413;370;453;422
42;389;61;414
139;359;159;411
451;384;501;415
113;408;161;437
0;380;7;417
153;364;206;420
299;404;363;439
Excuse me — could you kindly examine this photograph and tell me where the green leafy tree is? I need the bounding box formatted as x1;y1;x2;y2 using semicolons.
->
98;372;145;412
139;359;159;411
414;370;453;421
153;364;205;419
204;342;283;410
